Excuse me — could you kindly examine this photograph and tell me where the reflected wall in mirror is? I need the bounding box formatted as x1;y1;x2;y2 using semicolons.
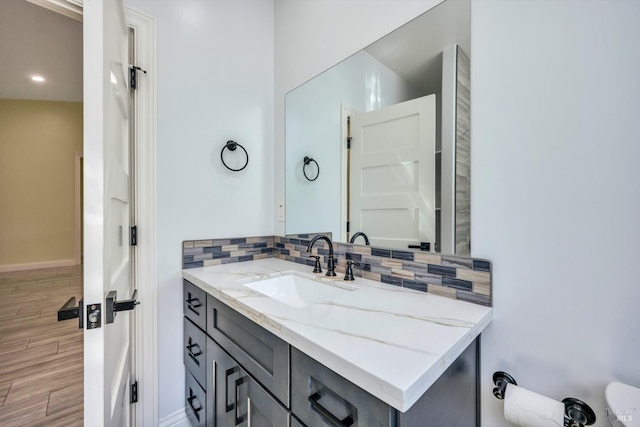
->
285;0;470;255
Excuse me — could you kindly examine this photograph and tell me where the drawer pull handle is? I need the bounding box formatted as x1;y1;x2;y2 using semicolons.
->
309;392;354;427
187;387;203;421
186;293;202;315
235;376;248;426
186;339;202;365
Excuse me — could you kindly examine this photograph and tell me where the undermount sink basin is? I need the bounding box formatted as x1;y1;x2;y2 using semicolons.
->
242;271;357;308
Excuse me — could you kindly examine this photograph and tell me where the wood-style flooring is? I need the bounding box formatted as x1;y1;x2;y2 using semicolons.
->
0;265;83;427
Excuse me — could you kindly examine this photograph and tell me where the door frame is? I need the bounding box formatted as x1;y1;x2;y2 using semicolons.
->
74;151;83;265
126;7;158;427
340;104;361;243
29;1;157;424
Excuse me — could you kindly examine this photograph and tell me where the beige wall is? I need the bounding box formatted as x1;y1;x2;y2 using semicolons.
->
0;99;82;269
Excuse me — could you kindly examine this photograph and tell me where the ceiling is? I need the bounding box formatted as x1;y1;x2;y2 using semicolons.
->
365;0;470;95
0;0;82;102
0;0;468;103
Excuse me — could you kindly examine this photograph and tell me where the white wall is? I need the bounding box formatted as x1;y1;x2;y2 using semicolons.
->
276;0;640;426
473;1;640;425
126;0;274;421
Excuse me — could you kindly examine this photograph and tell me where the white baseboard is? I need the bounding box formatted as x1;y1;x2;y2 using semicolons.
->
159;408;189;427
0;259;78;273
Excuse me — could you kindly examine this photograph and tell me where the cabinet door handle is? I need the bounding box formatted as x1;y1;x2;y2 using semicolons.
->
235;376;248;426
309;392;354;427
187;387;203;422
186;338;202;365
225;367;238;412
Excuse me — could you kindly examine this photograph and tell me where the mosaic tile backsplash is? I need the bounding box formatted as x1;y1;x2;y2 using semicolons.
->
183;234;491;307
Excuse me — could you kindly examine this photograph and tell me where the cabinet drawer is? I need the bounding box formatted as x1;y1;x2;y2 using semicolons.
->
185;371;207;427
207;294;290;406
184;318;207;389
184;280;206;331
291;347;395;427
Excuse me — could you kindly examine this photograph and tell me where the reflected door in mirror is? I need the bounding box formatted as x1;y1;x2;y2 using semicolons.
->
349;95;436;250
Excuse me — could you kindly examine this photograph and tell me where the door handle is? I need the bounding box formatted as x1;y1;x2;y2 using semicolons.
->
408;242;431;251
309;392;354;427
57;297;84;329
105;289;140;324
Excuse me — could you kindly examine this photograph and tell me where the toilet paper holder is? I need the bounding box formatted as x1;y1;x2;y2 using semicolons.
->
493;371;596;427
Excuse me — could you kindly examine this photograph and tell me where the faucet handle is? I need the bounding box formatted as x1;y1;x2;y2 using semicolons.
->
309;255;322;273
344;261;360;281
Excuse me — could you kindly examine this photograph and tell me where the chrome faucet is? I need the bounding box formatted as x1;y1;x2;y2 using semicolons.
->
306;235;336;276
349;232;370;245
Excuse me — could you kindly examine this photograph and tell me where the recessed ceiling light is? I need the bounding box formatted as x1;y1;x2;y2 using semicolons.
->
31;75;45;82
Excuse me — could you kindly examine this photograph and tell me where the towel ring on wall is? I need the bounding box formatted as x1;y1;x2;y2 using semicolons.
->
303;156;319;181
221;140;249;172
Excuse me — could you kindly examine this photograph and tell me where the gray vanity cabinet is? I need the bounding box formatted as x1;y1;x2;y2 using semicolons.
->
183;280;480;427
183;280;209;426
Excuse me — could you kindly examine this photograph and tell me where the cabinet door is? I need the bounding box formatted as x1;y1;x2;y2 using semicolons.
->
207;337;241;427
208;337;290;427
235;373;290;427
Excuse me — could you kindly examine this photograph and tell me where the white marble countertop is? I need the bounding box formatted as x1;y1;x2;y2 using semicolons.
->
182;258;492;412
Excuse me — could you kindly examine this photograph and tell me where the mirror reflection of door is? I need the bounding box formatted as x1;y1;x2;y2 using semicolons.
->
349;95;436;251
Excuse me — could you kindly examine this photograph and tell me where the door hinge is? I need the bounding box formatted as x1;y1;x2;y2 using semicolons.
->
130;225;138;246
346;221;350;233
130;381;138;404
129;65;147;90
347;136;352;149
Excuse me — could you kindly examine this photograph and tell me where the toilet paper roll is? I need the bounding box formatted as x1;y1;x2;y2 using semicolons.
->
504;384;566;427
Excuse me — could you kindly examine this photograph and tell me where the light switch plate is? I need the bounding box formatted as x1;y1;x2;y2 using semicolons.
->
277;202;285;221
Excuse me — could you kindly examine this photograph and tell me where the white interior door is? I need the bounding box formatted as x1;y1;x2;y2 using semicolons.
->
83;0;135;426
350;95;436;250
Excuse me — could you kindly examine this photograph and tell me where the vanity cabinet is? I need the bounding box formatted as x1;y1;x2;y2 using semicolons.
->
183;280;479;427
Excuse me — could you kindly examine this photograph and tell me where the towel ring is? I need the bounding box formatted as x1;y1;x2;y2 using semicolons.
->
303;156;319;181
221;140;249;172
